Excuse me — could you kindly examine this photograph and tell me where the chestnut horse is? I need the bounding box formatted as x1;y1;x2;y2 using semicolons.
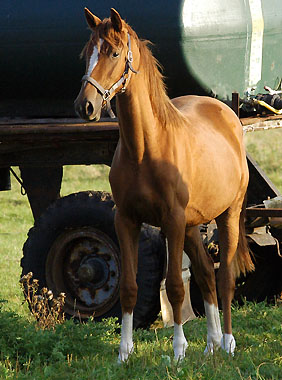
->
75;8;254;361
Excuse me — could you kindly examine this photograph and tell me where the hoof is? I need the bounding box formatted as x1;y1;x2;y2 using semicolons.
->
118;342;134;363
204;333;222;355
173;340;188;361
221;334;236;355
173;323;188;361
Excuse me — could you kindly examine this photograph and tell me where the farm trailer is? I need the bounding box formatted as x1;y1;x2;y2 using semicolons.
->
0;114;281;326
1;0;282;324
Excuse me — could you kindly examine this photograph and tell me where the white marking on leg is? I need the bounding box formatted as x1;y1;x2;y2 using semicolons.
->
87;38;104;76
118;312;134;363
221;333;236;355
204;301;223;354
173;323;188;360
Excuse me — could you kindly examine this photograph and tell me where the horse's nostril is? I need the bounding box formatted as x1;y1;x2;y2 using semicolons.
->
85;101;94;117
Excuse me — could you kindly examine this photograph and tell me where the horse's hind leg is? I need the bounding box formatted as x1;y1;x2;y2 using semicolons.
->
215;206;242;355
164;212;188;360
184;226;222;354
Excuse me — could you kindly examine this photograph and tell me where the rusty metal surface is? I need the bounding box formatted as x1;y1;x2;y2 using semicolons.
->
45;226;120;319
0;118;119;167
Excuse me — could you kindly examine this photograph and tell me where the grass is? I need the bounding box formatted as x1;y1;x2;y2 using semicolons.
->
60;164;111;196
244;128;282;192
0;130;280;378
0;302;281;379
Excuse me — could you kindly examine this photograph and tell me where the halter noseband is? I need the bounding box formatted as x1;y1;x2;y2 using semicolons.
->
82;33;138;117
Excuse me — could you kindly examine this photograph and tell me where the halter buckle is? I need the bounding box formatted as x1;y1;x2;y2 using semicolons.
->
103;90;111;101
128;50;133;63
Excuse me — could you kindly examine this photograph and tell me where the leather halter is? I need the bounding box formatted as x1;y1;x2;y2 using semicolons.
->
82;33;138;115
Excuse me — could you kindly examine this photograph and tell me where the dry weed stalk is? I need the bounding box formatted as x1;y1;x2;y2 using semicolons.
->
20;272;66;330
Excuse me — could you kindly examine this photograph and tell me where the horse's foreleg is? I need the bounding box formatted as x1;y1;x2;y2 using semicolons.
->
114;210;140;362
216;208;241;355
184;226;222;354
164;213;188;360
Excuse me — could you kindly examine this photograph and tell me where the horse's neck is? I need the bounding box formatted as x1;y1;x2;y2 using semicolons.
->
116;78;160;163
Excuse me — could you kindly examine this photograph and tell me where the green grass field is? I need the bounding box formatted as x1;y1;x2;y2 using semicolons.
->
244;128;282;192
0;129;281;379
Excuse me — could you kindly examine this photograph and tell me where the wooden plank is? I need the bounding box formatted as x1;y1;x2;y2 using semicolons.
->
241;114;282;132
0;119;119;167
0;117;118;126
0;122;119;137
241;114;282;126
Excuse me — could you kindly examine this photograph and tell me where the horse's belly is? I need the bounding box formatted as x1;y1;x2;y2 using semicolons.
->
186;176;245;225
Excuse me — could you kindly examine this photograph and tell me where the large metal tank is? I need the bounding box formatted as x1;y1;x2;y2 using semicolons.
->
1;0;281;117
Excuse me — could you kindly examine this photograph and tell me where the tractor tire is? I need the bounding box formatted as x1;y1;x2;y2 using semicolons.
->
21;191;165;329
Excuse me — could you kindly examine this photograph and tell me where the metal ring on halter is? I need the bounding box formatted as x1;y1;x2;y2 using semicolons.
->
128;50;133;63
103;90;111;101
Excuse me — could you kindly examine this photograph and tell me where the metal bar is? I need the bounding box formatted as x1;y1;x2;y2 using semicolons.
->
232;92;240;117
246;207;282;217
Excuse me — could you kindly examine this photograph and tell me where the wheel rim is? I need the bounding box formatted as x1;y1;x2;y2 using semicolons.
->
46;227;120;318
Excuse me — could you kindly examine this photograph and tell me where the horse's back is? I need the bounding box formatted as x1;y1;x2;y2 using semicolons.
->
172;96;241;133
172;95;245;159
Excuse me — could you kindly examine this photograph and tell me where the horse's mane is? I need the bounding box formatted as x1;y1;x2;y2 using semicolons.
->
82;18;186;129
137;38;187;129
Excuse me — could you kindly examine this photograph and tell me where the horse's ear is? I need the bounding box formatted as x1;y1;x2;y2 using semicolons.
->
84;8;101;30
110;8;123;32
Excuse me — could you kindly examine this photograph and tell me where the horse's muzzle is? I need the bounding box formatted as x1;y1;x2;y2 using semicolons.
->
74;98;102;122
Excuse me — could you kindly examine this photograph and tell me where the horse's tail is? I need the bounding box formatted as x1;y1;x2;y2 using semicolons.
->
233;194;255;278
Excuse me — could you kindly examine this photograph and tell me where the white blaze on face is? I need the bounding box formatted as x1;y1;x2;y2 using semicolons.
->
87;38;104;76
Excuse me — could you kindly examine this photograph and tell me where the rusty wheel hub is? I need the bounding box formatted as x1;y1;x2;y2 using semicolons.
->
46;227;120;318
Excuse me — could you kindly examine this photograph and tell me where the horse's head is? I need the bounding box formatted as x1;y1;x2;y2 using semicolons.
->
74;8;139;121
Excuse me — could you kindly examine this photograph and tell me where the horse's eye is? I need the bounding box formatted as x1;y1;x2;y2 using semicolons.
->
112;51;120;58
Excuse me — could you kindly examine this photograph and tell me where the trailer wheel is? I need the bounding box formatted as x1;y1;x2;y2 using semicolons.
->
234;240;282;304
21;191;165;328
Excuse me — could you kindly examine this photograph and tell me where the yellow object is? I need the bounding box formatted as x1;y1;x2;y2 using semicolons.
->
255;99;282;115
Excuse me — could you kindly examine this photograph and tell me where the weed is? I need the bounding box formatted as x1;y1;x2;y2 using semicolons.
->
19;272;65;330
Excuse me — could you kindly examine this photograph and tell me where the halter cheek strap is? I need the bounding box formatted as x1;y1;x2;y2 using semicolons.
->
82;33;138;117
